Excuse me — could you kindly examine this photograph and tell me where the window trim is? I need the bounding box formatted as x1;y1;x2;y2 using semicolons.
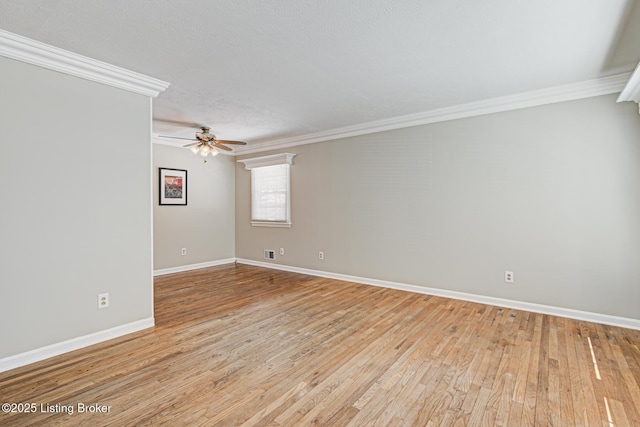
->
238;153;296;228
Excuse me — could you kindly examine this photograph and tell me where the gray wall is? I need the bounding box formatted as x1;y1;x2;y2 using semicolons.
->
0;57;153;358
236;94;640;320
153;144;235;270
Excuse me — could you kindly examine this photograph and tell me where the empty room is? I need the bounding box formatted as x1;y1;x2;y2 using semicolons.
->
1;1;640;426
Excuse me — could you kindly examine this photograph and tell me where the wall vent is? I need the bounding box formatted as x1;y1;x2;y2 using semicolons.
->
264;250;275;260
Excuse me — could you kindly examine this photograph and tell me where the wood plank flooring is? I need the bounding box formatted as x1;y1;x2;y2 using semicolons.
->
1;263;639;426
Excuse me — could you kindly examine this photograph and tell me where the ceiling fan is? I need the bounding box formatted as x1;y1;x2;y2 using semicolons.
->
158;126;246;159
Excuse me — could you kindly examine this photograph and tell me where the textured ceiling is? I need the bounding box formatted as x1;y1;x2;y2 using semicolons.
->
1;0;639;151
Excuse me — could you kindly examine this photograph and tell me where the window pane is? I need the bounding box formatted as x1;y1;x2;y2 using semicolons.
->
251;164;290;222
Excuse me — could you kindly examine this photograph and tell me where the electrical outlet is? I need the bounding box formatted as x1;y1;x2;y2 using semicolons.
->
264;250;275;260
280;248;285;256
181;248;187;256
98;293;109;309
319;251;324;260
505;271;514;283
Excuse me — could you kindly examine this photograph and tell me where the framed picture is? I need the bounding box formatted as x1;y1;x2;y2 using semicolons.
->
159;168;187;205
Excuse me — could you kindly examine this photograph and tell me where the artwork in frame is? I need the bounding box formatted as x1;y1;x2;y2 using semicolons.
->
159;168;187;205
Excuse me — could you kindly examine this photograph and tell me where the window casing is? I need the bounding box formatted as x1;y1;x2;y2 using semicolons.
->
238;153;296;228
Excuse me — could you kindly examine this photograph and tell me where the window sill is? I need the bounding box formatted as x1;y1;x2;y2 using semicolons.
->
251;221;292;228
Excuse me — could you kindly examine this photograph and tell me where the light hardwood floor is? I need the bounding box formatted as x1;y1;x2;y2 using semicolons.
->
1;264;639;426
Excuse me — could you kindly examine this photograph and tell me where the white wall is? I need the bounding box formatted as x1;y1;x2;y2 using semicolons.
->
153;144;235;270
0;57;154;359
236;94;640;320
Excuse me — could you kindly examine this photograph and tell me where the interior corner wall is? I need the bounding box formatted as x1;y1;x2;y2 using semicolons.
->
152;144;235;270
0;56;153;359
235;94;640;320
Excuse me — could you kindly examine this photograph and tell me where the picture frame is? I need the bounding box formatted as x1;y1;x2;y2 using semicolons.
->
159;168;187;205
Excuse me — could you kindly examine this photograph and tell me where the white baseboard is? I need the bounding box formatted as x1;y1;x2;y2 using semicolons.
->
236;258;640;331
0;317;154;373
5;260;637;373
153;258;236;276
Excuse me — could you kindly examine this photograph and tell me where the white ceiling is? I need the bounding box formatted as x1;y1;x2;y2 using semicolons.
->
1;0;639;153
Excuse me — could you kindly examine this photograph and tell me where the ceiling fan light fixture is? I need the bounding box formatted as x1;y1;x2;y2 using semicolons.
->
159;125;247;159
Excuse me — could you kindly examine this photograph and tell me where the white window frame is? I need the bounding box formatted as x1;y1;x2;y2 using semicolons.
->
238;153;296;228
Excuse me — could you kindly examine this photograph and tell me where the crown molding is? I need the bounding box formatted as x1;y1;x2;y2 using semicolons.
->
234;72;631;155
0;29;169;98
617;61;640;113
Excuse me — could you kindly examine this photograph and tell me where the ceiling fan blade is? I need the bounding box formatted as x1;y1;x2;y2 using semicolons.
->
158;135;198;141
213;142;233;151
154;118;204;129
216;139;247;145
183;142;200;148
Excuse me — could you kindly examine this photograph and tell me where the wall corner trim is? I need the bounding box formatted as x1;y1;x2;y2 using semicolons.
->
235;258;640;331
0;317;154;373
617;60;640;112
0;29;170;98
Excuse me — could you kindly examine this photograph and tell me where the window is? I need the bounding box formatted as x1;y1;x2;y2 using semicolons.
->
238;153;296;227
252;164;290;224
